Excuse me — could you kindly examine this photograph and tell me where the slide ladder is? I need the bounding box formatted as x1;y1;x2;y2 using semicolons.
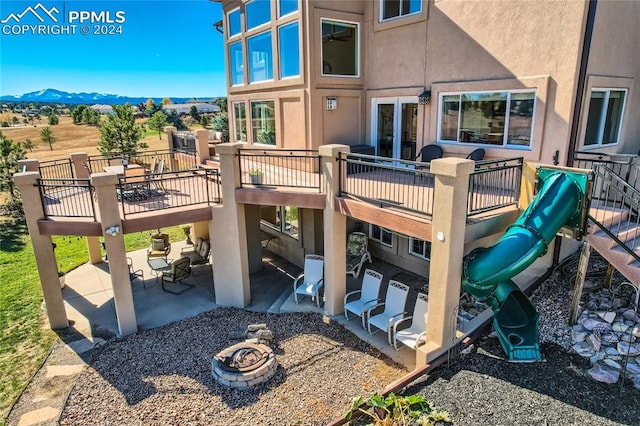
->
462;170;585;361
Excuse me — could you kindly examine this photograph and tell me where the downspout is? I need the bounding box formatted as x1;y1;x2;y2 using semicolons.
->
566;0;598;167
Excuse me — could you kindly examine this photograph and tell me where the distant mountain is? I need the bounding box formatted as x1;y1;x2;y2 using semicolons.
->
0;89;214;105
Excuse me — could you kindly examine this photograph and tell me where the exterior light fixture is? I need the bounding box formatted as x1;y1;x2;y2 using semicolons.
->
418;90;432;105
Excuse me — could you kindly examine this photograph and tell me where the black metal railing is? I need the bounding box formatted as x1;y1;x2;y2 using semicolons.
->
118;169;221;217
172;131;197;151
38;159;74;179
588;163;640;264
573;151;640;190
339;153;436;217
87;149;197;174
237;149;321;191
467;157;523;216
37;178;95;219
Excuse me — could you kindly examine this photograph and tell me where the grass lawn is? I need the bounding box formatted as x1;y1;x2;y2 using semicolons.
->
0;218;185;424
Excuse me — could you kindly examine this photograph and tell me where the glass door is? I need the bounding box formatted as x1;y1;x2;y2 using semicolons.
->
372;97;418;164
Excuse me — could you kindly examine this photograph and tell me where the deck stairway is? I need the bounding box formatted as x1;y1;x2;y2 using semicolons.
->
582;160;640;287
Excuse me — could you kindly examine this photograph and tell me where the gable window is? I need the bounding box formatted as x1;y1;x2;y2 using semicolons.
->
228;8;241;38
321;19;359;77
233;102;247;142
246;0;271;31
261;206;299;239
369;224;392;247
584;89;627;147
438;90;535;148
278;0;298;18
248;31;273;83
279;22;300;78
409;238;431;260
251;100;275;145
380;0;422;21
229;42;244;86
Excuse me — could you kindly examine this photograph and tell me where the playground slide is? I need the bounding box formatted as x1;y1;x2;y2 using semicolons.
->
462;171;584;361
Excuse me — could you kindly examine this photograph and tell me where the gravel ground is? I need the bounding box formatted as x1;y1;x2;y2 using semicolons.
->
60;253;640;425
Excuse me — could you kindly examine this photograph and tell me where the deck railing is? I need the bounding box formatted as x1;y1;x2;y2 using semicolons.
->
237;149;321;191
38;159;74;179
87;148;197;174
37;178;95;220
573;151;640;190
467;157;523;216
118;169;221;217
338;153;436;217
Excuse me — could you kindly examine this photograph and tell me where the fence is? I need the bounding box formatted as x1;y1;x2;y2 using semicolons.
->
573;151;640;191
172;131;196;152
87;149;197;174
237;149;321;191
467;157;523;216
37;178;95;219
38;159;74;179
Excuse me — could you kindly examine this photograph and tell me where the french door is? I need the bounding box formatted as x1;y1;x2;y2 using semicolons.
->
371;97;418;162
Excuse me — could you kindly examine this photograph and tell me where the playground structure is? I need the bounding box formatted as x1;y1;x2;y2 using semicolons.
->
462;167;591;361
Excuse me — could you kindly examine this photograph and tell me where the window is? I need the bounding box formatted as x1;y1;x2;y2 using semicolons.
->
321;19;359;77
369;224;392;247
246;0;271;31
248;32;273;83
380;0;421;21
229;42;244;86
278;0;298;17
251;100;275;145
261;206;299;239
409;238;431;260
279;22;299;78
584;89;627;147
438;90;535;148
228;8;241;37
233;102;247;142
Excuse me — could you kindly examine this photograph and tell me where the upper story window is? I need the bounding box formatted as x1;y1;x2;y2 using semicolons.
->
380;0;422;21
279;22;300;78
278;0;298;18
438;90;535;148
229;42;244;86
321;19;359;77
584;88;627;147
248;32;273;83
233;102;247;142
251;100;276;145
246;0;271;31
228;8;241;37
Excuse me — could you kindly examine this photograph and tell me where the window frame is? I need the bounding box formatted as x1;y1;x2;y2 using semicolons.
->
227;7;242;38
408;237;431;260
247;30;274;84
261;205;299;240
379;0;422;22
245;0;271;32
583;87;627;148
320;18;360;78
278;0;298;18
369;224;393;248
278;21;300;79
228;41;244;87
232;101;247;142
250;100;276;146
436;89;537;149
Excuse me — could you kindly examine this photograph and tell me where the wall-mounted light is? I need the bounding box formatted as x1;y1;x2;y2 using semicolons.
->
105;225;121;236
326;96;337;111
418;90;432;105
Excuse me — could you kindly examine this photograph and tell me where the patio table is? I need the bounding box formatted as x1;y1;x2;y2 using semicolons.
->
103;164;142;177
147;257;171;282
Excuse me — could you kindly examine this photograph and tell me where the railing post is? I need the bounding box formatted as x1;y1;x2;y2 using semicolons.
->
194;129;209;166
13;171;69;329
70;152;89;178
418;157;474;367
320;144;350;315
91;172;137;336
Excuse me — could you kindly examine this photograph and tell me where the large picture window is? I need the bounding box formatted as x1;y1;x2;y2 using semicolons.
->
380;0;421;21
248;32;273;83
584;89;627;147
251;100;276;145
279;22;299;78
438;90;535;148
321;19;359;77
233;102;247;142
229;42;244;86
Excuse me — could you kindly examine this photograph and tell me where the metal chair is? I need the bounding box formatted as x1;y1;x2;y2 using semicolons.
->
415;144;444;163
466;148;485;161
147;232;171;260
127;257;145;288
367;280;410;344
161;256;194;294
293;254;324;307
344;269;383;328
392;293;428;350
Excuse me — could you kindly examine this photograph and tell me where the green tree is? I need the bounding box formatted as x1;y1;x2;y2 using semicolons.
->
199;115;210;128
162;98;172;106
47;113;59;125
189;105;200;121
98;104;146;155
147;111;169;139
40;126;56;150
34;113;41;124
0;131;26;199
22;138;36;152
71;105;87;124
214;97;227;113
11;116;19;126
145;98;155;110
82;107;100;125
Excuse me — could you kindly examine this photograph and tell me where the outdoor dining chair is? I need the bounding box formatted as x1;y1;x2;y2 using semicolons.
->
293;254;324;307
344;269;383;328
367;280;410;344
392;292;428;350
127;257;145;288
161;256;194;294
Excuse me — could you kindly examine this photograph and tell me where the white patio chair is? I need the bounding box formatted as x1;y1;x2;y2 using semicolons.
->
392;293;428;351
293;254;324;307
344;269;383;328
366;280;410;344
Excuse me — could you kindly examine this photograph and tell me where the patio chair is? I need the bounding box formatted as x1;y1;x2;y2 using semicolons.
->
366;280;410;344
121;167;150;200
346;232;372;278
147;232;171;260
150;159;165;191
415;144;444;163
181;237;204;257
127;257;145;288
186;239;210;266
293;254;324;307
344;269;383;328
161;256;194;294
392;293;428;350
466;148;485;161
108;157;123;166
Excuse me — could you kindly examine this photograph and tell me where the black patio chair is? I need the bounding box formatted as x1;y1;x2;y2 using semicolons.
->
161;256;194;294
466;148;485;161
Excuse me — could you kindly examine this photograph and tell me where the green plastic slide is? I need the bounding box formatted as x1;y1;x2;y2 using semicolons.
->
462;170;584;361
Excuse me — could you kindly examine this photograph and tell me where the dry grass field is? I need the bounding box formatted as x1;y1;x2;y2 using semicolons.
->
1;114;169;162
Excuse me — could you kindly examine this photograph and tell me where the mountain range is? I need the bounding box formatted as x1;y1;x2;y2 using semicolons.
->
0;88;214;105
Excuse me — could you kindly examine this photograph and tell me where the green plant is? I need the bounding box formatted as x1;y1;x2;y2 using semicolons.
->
345;392;450;426
249;168;263;176
212;113;228;132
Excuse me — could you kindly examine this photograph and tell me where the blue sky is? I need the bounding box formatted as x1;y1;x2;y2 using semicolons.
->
0;0;226;97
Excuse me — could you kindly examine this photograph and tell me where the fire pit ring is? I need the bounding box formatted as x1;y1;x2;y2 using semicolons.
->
212;342;277;389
